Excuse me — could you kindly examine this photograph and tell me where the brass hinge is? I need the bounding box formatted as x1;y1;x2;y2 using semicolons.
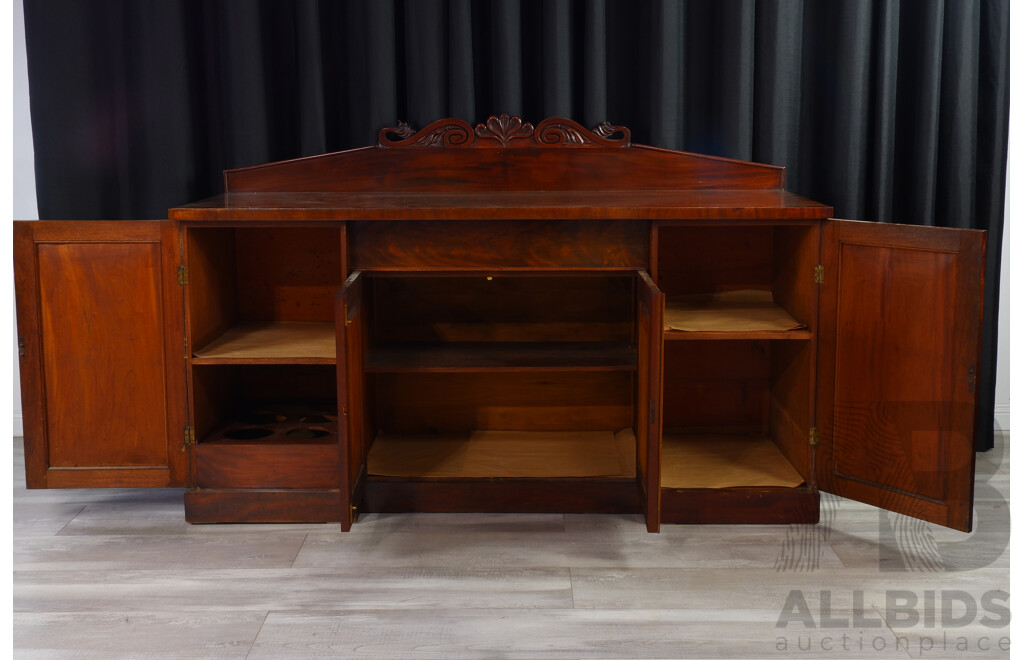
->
349;504;358;525
177;265;189;285
813;265;824;285
809;427;819;446
184;426;196;446
17;337;25;360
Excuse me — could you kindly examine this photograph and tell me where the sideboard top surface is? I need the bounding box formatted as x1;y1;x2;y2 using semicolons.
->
170;189;833;221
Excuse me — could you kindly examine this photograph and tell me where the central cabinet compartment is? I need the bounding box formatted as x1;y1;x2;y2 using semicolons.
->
349;272;655;518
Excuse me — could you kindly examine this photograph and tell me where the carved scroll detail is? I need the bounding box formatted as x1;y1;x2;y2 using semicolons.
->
379;118;475;148
379;115;631;148
533;118;629;146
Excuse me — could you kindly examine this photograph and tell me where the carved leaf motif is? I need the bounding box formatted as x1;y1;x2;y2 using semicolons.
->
475;113;535;146
592;122;630;144
380;121;418;144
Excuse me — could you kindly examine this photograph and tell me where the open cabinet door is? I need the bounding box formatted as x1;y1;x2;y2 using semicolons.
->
14;221;188;488
816;220;985;531
336;270;367;531
637;271;664;532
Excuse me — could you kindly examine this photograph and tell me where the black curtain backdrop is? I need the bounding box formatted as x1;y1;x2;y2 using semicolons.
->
23;0;1008;451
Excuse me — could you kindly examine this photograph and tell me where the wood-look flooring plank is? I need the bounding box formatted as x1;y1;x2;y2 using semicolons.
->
568;567;1009;610
294;526;847;570
246;609;911;659
13;502;86;537
14;533;309;571
14;567;572;613
13;611;266;659
56;497;334;535
351;512;567;534
13;486;184;505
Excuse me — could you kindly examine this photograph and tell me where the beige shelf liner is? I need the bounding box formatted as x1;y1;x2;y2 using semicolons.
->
661;434;805;489
664;289;805;332
368;428;636;478
194;322;336;359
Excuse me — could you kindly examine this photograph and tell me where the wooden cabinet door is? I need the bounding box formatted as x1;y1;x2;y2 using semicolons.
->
637;271;664;532
336;270;367;531
14;221;188;488
816;220;985;531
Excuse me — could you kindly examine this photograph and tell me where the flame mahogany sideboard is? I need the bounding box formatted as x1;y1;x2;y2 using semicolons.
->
14;115;985;532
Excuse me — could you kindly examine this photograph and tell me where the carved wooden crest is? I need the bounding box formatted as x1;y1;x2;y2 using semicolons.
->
379;114;631;148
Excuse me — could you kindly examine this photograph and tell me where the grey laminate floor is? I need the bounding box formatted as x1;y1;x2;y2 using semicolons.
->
13;435;1010;659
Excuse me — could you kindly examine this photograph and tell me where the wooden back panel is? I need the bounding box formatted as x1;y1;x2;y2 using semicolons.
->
224;115;784;193
662;341;771;432
658;225;776;296
373;372;632;433
369;274;633;344
187;226;343;346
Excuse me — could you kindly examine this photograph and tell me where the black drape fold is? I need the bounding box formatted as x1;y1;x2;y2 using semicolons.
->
752;0;804;182
23;0;1008;449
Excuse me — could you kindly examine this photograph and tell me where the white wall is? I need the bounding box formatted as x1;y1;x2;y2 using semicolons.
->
995;225;1010;431
13;0;37;436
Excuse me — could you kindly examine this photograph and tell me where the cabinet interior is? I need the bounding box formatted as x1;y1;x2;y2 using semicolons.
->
191;364;338;445
186;226;343;360
184;227;344;493
657;223;817;491
361;273;641;481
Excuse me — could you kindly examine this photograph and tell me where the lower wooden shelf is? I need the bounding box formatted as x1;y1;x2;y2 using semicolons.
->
659;432;817;525
362;477;642;515
660;486;820;525
660;433;804;489
361;428;641;515
194;401;341;491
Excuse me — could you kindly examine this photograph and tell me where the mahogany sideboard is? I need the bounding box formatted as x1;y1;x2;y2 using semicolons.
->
14;115;985;532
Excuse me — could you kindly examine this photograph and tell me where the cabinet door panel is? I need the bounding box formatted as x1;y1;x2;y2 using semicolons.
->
637;271;664;532
14;221;187;488
336;270;367;531
817;221;984;531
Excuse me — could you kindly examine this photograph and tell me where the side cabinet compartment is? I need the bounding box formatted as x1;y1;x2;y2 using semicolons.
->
14;221;188;488
182;225;346;523
655;221;821;525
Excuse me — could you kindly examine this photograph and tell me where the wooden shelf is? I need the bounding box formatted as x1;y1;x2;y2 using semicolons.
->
199;403;339;446
365;342;636;372
660;433;805;490
664;329;812;341
663;290;810;340
192;322;335;364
